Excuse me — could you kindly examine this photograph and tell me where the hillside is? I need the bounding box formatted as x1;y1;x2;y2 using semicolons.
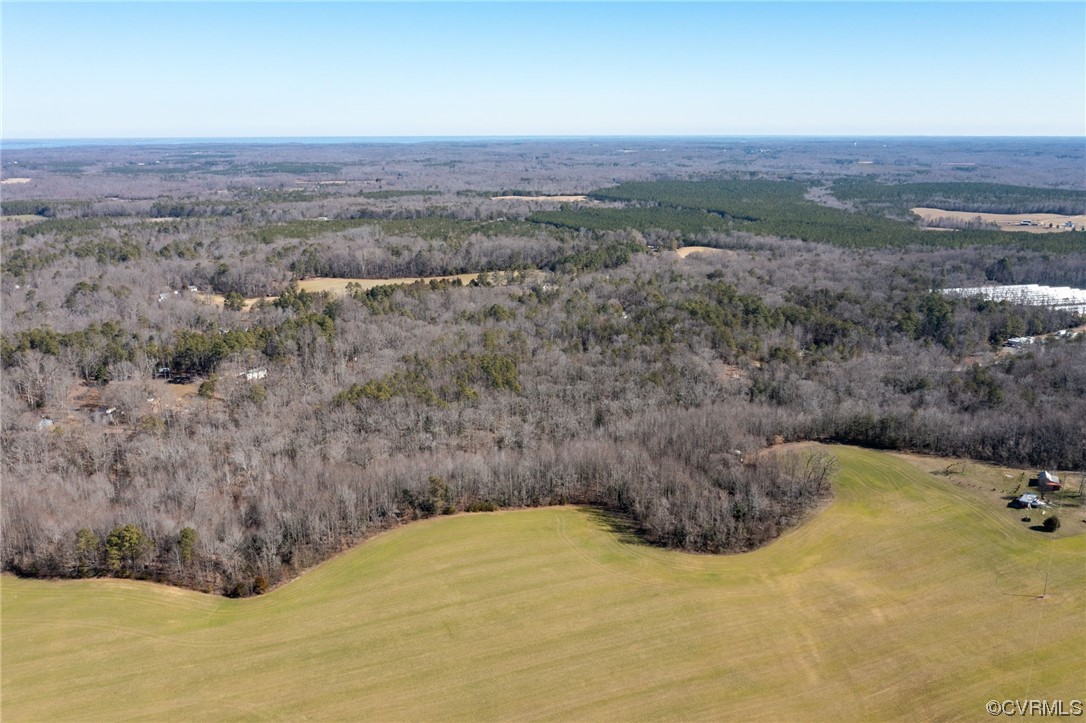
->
3;447;1083;721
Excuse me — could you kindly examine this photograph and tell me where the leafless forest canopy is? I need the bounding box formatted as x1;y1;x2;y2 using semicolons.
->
2;137;1084;595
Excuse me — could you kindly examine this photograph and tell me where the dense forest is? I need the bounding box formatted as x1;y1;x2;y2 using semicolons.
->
2;138;1084;595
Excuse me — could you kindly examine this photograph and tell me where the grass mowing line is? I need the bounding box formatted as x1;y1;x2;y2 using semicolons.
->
552;509;678;591
1021;486;1069;700
2;446;1084;720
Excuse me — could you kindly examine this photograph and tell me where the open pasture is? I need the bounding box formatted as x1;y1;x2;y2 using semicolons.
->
295;273;481;296
2;446;1084;720
492;194;589;202
911;207;1086;232
675;245;729;258
198;272;539;310
198;274;478;310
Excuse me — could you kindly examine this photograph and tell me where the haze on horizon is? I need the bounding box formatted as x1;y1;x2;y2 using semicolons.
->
2;2;1084;139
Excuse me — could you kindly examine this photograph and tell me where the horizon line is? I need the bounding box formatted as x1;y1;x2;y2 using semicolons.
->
4;133;1083;148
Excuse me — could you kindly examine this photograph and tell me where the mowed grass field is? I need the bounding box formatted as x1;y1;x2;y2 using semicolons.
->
3;447;1084;721
294;273;482;296
911;207;1086;232
198;272;531;310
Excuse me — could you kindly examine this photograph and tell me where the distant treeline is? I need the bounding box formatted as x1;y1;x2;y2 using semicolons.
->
529;180;1083;252
832;179;1086;216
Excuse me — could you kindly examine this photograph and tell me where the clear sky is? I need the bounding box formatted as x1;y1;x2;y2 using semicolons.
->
2;2;1084;138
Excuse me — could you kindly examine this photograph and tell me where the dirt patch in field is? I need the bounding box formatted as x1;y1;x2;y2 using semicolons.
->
197;293;278;312
676;246;732;259
145;379;200;412
65;383;104;422
51;380;187;431
714;362;747;381
911;207;1086;232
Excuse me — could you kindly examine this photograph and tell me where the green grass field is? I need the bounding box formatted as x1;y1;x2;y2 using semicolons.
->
3;447;1084;720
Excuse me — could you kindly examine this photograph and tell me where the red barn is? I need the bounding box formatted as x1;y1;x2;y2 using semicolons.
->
1038;471;1062;492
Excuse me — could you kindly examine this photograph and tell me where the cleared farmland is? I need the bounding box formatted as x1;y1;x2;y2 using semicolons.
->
2;446;1084;721
199;273;484;309
911;207;1086;232
491;194;589;202
675;245;728;258
295;273;482;295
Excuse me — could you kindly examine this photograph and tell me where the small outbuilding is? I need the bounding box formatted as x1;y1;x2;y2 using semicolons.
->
1014;493;1042;509
1038;471;1062;492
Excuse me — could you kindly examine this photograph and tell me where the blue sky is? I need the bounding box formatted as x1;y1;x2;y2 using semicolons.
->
2;2;1084;138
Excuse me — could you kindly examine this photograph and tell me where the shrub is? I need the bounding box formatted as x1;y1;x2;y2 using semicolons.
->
197;376;218;399
74;528;101;577
178;527;197;565
1043;515;1061;532
105;524;151;574
223;291;246;311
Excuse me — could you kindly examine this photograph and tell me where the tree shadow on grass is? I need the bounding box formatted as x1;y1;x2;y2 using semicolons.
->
580;507;647;547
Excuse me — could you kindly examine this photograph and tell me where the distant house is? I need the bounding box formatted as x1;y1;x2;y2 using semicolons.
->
1006;336;1035;348
36;417;54;431
1038;471;1062;492
241;367;268;381
187;285;199;293
158;293;169;303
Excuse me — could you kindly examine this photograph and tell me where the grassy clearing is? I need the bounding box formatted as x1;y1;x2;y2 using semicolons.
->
2;446;1083;721
0;214;48;223
295;273;481;296
911;207;1086;232
492;194;589;202
675;245;729;258
891;451;1084;539
199;271;538;310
